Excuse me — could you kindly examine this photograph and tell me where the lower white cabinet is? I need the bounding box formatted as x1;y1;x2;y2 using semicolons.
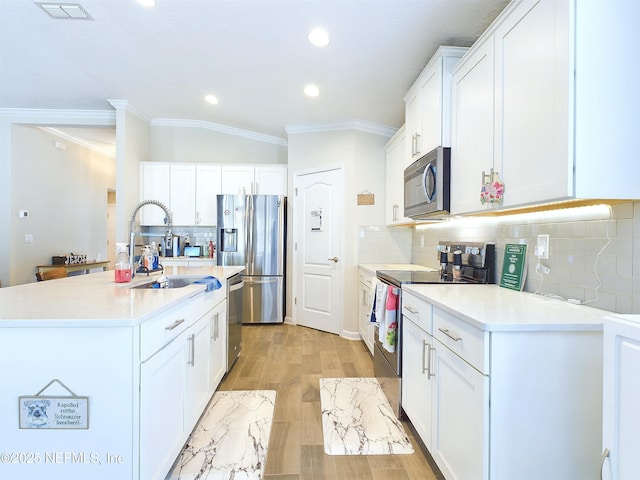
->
357;268;375;354
185;313;212;430
602;315;640;480
401;290;602;480
209;299;227;392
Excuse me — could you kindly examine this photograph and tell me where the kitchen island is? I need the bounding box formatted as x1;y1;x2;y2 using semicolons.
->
401;284;609;480
0;266;243;480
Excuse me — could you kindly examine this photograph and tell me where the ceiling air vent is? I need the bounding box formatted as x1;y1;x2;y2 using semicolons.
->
35;2;92;19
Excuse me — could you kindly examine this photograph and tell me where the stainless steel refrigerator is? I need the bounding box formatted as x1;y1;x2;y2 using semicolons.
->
216;194;286;324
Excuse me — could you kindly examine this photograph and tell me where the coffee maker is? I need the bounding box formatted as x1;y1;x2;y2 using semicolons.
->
162;235;181;257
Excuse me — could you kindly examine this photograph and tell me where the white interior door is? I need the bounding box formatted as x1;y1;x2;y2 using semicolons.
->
293;167;343;335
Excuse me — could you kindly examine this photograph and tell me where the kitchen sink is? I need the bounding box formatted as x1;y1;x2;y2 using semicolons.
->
132;275;204;289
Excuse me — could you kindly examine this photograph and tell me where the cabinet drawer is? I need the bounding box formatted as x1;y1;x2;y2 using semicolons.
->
402;291;432;334
141;304;191;361
434;307;487;373
358;270;375;287
190;289;225;322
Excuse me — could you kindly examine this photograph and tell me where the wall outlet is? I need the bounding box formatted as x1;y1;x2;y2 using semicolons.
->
18;210;29;219
25;234;33;243
536;234;550;259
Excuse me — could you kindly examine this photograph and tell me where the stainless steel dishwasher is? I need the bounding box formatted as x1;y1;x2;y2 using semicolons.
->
227;272;243;371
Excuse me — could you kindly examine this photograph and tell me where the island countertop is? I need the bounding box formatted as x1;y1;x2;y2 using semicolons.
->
0;265;244;326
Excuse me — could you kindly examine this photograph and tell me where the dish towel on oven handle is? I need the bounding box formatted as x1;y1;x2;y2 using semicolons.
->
380;285;398;353
370;281;387;324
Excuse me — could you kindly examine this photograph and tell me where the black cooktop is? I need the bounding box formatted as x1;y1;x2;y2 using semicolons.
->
376;268;485;287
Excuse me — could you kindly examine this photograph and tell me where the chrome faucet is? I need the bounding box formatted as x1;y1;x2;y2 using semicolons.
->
129;200;173;278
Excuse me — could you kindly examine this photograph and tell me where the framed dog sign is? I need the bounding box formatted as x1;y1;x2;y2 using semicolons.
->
19;379;89;430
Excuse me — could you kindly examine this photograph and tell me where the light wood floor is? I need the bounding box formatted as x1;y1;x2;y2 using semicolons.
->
218;323;442;480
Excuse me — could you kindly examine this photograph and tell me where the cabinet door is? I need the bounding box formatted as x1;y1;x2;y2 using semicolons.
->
401;317;434;449
385;128;413;225
221;165;254;195
185;316;211;433
450;37;496;215
209;300;227;393
419;62;443;155
140;164;171;226
140;335;187;480
195;165;222;226
432;340;488;480
496;0;571;207
358;278;373;354
602;319;640;480
255;166;287;195
170;165;196;226
405;89;422;161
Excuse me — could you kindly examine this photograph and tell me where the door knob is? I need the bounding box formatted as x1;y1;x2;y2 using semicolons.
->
328;257;339;263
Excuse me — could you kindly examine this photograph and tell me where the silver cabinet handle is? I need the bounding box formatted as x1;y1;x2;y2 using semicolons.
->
328;257;339;263
427;343;435;378
187;334;195;366
421;340;428;374
405;306;418;314
438;327;462;342
414;133;420;156
165;318;185;331
600;448;610;480
213;312;219;340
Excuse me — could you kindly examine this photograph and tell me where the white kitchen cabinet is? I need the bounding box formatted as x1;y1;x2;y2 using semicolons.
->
209;299;228;391
357;268;375;354
451;0;640;215
401;290;602;479
140;163;171;225
195;164;222;226
185;313;212;431
385;126;413;225
450;37;496;215
170;165;197;226
140;328;188;480
602;315;640;480
404;46;467;162
401;291;434;449
221;164;287;195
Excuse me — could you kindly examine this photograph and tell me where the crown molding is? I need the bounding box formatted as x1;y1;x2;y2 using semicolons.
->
0;108;115;126
39;127;116;158
284;120;398;138
151;118;288;147
107;99;151;123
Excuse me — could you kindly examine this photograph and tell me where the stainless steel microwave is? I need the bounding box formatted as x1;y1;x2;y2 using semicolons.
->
404;146;451;219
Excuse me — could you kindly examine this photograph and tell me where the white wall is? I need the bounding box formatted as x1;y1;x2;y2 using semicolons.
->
10;126;116;285
149;124;287;164
287;128;389;336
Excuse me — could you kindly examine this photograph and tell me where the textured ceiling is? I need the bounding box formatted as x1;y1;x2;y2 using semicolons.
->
1;0;509;143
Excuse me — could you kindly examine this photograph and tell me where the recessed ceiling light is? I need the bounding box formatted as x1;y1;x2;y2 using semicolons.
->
204;94;219;105
308;28;330;47
304;84;320;97
136;0;156;7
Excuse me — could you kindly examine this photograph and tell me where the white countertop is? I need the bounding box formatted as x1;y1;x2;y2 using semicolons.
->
404;284;610;332
359;263;436;275
0;266;244;327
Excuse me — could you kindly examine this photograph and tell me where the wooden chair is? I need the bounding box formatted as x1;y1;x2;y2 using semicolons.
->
36;267;68;282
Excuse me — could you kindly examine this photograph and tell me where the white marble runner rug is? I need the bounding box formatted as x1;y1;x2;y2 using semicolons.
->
167;390;276;480
319;377;414;455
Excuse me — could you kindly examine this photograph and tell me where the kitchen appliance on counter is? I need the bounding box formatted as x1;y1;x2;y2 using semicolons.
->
226;271;244;370
374;241;496;418
161;235;181;257
217;194;286;324
404;146;451;219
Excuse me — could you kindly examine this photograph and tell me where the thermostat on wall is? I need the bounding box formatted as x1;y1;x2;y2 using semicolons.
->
18;210;29;219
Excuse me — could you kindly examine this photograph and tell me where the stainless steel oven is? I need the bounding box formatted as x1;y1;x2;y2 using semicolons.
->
373;242;496;419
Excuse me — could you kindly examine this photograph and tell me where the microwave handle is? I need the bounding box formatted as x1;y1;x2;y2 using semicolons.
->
422;163;436;203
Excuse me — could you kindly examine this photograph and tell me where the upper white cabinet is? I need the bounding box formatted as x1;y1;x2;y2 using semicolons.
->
404;46;467;162
195;165;222;226
221;165;287;195
140;163;171;226
451;0;640;214
141;163;287;226
385;126;413;225
602;315;640;480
